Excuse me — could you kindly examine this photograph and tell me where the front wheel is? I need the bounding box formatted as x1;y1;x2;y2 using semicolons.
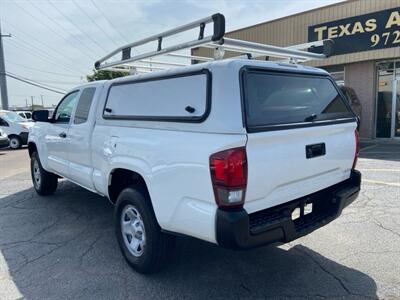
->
115;187;175;274
31;152;58;195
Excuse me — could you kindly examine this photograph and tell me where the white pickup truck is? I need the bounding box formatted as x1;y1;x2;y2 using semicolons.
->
28;15;361;274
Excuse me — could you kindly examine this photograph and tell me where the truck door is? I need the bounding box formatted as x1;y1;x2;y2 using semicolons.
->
66;86;98;190
46;90;79;176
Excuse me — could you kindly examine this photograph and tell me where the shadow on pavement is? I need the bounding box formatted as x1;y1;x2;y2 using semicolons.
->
0;182;378;299
0;145;28;152
359;142;400;162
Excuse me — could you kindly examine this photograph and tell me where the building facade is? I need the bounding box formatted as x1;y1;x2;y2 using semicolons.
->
196;0;400;139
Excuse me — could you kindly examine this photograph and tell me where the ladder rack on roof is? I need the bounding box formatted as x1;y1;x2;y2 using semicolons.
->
94;13;334;73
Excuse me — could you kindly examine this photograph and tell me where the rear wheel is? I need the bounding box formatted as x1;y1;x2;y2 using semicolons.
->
9;136;21;149
115;187;174;274
31;152;58;195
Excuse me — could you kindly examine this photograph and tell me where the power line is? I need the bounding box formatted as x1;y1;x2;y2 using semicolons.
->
89;0;138;54
6;71;67;91
47;0;110;54
6;39;84;75
27;1;100;62
72;0;120;48
11;1;100;62
89;0;128;42
6;39;86;75
6;71;73;90
2;19;96;66
10;93;61;98
10;36;87;74
4;72;66;94
6;60;83;78
31;80;83;85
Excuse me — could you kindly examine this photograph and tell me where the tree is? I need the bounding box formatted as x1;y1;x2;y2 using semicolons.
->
87;69;129;82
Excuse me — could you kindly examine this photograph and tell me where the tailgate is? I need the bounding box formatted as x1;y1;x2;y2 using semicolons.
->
241;68;357;214
244;122;357;213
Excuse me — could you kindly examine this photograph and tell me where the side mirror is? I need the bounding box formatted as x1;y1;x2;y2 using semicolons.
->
32;110;50;122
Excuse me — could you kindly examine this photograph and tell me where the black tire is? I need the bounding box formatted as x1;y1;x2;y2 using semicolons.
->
115;186;175;274
30;151;58;196
9;136;22;149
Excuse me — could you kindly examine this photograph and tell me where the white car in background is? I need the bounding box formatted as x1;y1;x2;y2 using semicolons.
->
0;129;9;149
0;110;34;149
16;111;33;121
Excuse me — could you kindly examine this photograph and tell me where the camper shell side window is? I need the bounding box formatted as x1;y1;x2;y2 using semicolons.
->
103;69;211;123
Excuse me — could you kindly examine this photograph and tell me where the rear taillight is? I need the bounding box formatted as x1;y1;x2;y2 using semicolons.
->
209;147;247;209
352;130;359;169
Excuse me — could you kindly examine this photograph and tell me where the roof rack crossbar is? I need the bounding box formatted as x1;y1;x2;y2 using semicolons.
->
138;59;189;67
130;64;166;71
107;65;167;72
201;38;332;61
286;40;325;50
166;53;213;61
201;43;276;57
218;38;327;60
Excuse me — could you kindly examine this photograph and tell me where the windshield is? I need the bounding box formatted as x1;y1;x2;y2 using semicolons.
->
243;71;354;129
0;111;26;123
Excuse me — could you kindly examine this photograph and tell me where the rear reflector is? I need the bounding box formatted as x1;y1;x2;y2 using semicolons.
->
210;147;247;208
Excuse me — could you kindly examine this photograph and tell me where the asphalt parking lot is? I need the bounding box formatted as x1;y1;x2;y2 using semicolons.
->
0;142;399;300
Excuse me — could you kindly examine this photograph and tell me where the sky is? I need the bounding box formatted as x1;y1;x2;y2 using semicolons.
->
1;0;342;108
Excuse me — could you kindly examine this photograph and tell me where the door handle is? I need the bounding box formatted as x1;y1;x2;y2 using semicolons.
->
59;132;67;138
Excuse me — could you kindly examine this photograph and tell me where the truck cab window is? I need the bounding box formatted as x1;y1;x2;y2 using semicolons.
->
54;91;79;123
74;87;96;124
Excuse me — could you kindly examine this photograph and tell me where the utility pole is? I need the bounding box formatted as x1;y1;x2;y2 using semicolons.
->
0;21;11;110
31;96;34;110
40;94;44;107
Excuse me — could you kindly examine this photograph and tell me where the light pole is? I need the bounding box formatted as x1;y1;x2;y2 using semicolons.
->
0;21;11;110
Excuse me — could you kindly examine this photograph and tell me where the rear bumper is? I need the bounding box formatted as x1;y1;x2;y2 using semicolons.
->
216;170;361;249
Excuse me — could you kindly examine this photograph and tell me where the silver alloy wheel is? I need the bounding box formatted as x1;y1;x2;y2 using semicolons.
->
9;137;20;149
121;205;146;257
33;159;41;189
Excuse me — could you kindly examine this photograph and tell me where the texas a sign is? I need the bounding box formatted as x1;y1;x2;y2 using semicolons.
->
308;7;400;55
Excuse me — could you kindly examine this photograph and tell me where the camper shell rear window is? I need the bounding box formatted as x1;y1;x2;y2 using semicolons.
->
241;68;356;132
103;70;211;122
